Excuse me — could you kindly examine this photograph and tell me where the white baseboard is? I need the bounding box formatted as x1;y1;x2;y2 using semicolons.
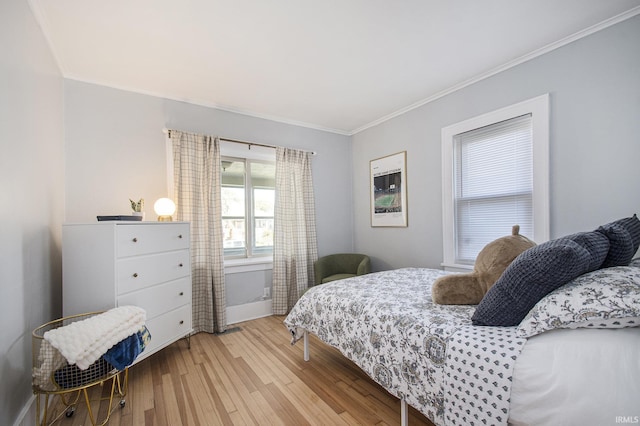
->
226;299;272;325
14;395;35;426
15;301;273;426
14;300;271;426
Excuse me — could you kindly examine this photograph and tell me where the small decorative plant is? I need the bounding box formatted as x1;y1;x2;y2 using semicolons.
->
130;198;144;213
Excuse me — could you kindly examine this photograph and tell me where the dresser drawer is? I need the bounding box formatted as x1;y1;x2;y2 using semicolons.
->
117;223;190;257
117;250;190;295
117;277;191;320
143;304;192;356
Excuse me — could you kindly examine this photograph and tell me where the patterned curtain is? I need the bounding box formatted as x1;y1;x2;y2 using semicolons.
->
170;130;226;333
272;147;318;315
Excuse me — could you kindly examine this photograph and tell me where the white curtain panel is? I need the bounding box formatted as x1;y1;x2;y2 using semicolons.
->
273;147;318;315
170;130;226;333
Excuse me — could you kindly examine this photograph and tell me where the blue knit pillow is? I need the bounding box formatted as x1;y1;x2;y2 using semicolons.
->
597;214;640;267
472;231;609;326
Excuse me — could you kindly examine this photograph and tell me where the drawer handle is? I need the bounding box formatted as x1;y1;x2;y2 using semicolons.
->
132;237;138;243
179;320;184;325
133;273;138;278
178;234;183;239
179;292;184;296
179;263;184;267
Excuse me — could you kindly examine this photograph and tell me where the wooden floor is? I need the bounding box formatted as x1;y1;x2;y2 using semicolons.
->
48;315;435;425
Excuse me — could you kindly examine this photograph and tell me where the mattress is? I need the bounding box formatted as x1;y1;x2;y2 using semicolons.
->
509;327;640;426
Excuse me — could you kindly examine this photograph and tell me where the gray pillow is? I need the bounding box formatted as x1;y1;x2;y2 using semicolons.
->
472;231;609;326
597;214;640;267
565;231;610;271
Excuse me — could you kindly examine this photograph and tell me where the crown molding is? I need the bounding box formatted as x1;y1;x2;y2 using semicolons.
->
27;0;66;75
350;6;640;135
26;1;640;137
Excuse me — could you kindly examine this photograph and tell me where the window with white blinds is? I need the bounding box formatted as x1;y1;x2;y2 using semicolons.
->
441;95;549;270
454;114;533;263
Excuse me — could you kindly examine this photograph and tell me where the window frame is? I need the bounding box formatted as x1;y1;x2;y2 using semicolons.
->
441;94;550;271
221;156;275;260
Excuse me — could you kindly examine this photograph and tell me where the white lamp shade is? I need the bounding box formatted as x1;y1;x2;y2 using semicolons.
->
154;198;176;216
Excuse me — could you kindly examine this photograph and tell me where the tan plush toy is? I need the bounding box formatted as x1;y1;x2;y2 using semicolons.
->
432;225;536;305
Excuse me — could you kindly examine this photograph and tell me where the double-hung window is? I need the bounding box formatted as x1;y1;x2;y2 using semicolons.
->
441;95;550;270
221;157;275;259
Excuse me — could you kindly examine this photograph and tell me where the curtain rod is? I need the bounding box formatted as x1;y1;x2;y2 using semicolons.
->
162;128;316;155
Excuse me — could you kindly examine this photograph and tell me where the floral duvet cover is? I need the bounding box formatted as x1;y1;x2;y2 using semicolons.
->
284;268;526;426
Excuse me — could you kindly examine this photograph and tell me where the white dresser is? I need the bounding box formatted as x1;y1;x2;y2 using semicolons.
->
62;221;193;362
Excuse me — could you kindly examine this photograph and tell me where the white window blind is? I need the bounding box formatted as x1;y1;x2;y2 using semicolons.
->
453;114;533;264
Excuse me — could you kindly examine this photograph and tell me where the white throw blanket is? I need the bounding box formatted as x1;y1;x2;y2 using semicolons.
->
44;306;146;370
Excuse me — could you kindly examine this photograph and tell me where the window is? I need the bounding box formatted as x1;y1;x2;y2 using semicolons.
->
441;95;549;269
221;157;275;259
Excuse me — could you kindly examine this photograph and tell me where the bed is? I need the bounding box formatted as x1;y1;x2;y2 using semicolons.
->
284;265;640;426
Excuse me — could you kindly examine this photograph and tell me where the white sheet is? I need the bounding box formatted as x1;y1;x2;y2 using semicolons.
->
509;327;640;426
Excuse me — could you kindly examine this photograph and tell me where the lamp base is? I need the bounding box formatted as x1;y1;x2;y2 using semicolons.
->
157;215;173;222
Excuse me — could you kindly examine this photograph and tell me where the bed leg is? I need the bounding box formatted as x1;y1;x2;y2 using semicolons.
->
401;399;408;426
303;330;309;361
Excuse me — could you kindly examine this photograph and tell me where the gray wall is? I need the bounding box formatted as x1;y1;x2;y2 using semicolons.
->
5;3;639;423
0;1;65;425
64;80;353;255
353;15;640;272
64;81;354;307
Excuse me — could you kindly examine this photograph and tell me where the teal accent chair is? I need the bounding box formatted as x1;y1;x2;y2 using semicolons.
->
314;253;371;285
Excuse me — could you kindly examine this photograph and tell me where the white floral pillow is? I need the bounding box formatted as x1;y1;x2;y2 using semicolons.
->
517;265;640;337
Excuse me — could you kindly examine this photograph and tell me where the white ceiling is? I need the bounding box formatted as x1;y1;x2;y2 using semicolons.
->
29;0;640;135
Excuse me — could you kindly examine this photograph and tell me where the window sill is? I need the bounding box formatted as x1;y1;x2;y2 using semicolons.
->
225;257;273;274
441;263;473;273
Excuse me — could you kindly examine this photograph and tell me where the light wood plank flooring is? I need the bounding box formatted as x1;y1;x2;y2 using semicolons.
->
49;315;435;425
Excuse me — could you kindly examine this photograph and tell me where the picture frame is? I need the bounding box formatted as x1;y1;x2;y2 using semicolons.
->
370;151;408;227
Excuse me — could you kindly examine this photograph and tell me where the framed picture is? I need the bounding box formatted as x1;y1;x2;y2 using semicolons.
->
370;151;408;227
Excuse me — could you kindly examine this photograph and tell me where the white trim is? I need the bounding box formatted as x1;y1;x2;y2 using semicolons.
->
441;263;474;273
441;94;550;266
29;0;639;136
165;134;175;198
226;300;272;325
13;394;36;426
68;74;351;136
26;0;66;74
441;127;455;266
352;7;640;135
220;140;276;162
224;258;273;274
531;96;550;244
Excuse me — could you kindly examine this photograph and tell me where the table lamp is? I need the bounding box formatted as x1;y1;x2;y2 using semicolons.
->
154;198;176;221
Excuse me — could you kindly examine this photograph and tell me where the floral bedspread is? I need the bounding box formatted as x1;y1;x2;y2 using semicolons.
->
284;268;527;426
